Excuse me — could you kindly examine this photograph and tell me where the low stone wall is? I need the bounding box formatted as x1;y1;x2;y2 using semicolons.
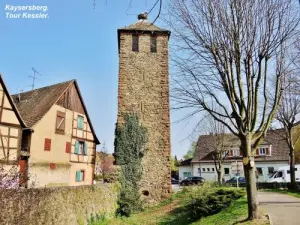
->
0;183;120;225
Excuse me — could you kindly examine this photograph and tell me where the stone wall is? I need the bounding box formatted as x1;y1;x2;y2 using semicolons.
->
117;31;171;205
0;183;119;225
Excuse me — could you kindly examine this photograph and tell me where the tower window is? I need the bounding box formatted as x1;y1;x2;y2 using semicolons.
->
150;35;157;52
132;34;139;52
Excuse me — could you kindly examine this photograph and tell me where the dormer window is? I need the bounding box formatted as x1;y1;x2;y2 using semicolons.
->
132;34;139;52
232;149;240;156
259;148;266;155
256;147;270;156
150;35;157;52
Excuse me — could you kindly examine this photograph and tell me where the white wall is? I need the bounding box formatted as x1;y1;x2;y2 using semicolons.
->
178;165;193;181
192;161;289;182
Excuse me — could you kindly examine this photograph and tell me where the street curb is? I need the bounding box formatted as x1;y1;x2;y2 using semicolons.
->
267;214;273;225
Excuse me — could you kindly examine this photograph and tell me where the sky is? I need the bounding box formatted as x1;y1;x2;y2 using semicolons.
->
0;0;200;159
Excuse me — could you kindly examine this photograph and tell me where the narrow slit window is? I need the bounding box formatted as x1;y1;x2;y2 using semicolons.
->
150;35;157;52
132;34;139;52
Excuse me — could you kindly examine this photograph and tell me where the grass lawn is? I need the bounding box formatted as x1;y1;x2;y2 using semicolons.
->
94;187;269;225
190;197;269;225
262;189;300;198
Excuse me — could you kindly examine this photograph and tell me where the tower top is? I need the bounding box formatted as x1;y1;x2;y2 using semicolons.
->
118;13;170;33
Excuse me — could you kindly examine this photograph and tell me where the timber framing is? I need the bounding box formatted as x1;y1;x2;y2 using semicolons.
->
0;74;27;127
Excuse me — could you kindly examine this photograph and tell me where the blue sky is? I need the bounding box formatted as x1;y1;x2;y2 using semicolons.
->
0;0;199;159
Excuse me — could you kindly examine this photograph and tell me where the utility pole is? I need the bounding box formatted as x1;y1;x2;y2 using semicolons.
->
29;67;42;90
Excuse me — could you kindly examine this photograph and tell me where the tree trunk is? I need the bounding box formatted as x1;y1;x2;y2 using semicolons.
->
290;145;296;190
241;135;259;220
217;161;223;185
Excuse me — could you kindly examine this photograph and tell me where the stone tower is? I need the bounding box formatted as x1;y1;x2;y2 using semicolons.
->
117;13;171;204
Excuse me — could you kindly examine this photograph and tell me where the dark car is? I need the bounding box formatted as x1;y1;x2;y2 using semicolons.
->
171;178;179;184
226;177;246;185
180;176;205;186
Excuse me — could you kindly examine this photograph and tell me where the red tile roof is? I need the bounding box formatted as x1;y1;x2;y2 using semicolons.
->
12;80;100;144
12;80;74;128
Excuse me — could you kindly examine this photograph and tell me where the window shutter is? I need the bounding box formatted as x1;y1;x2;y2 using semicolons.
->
84;142;88;155
75;141;79;154
56;111;66;134
229;150;233;156
266;148;269;155
256;148;259;156
66;142;71;153
50;163;56;170
76;171;80;182
44;138;51;151
240;150;242;156
77;116;84;129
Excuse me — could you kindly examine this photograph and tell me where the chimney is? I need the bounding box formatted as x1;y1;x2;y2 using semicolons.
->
138;12;148;20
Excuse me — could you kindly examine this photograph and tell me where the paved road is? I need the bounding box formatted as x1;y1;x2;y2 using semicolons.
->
258;192;300;225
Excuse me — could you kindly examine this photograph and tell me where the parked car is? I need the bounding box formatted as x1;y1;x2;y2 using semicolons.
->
267;165;300;183
180;176;205;186
226;177;246;184
171;178;179;184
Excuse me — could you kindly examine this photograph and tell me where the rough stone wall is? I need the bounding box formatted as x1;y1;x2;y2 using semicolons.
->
118;32;171;205
0;183;119;225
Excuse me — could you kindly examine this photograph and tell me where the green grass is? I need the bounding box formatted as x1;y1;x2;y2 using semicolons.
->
262;189;300;198
190;197;268;225
92;187;268;225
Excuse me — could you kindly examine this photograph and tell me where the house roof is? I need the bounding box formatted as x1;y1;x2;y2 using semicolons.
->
0;75;27;128
179;158;193;166
12;80;100;144
192;130;289;163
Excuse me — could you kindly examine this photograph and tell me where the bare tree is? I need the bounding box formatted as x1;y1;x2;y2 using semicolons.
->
276;69;300;189
167;0;300;219
204;115;230;185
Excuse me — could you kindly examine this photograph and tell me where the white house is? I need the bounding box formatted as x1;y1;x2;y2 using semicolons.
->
190;129;291;182
178;158;193;181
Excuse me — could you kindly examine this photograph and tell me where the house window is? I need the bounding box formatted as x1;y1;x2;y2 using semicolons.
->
212;168;215;172
75;170;84;182
224;168;229;175
268;167;274;175
207;168;210;172
232;149;240;156
77;115;84;130
150;35;157;52
75;140;88;155
202;168;206;172
222;151;227;157
183;172;192;178
259;148;266;155
132;34;139;52
256;167;263;175
56;111;66;134
44;138;51;151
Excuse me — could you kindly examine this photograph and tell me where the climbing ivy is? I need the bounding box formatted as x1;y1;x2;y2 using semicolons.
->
114;113;148;217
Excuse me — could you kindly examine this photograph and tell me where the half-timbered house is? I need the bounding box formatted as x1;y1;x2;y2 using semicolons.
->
12;80;99;187
0;75;27;187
